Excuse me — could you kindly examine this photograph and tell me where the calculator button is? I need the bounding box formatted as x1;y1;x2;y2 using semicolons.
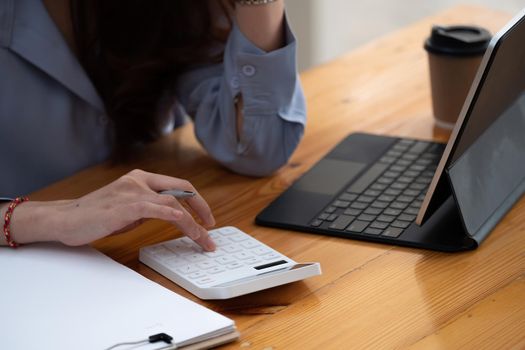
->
221;244;242;254
253;247;272;256
195;277;216;285
226;261;243;270
164;259;187;269
187;271;208;279
208;231;221;239
215;256;236;265
151;247;175;260
203;250;224;258
244;257;262;265
233;252;253;260
228;234;249;242
212;237;230;246
183;253;207;263
241;240;261;249
176;265;199;275
263;252;282;260
197;261;217;270
208;266;226;274
218;227;237;235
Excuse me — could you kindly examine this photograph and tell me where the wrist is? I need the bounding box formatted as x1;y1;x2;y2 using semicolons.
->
8;200;72;245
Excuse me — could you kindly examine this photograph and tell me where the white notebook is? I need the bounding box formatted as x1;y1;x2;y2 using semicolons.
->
0;243;238;350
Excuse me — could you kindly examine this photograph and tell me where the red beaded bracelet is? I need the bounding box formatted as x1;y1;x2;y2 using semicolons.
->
3;196;29;248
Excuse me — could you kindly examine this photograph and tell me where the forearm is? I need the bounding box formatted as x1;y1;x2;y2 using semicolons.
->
235;0;285;52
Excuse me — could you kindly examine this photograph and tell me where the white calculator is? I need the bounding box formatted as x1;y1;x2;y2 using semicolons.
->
139;226;321;299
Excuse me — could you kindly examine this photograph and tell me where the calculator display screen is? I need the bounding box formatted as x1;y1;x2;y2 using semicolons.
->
213;263;315;287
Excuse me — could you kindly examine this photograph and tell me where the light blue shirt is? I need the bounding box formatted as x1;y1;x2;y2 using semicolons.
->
0;0;306;198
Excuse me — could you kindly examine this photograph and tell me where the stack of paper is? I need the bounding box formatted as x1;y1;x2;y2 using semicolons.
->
0;243;238;349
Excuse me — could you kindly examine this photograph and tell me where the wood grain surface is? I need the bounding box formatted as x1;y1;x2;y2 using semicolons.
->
30;5;524;349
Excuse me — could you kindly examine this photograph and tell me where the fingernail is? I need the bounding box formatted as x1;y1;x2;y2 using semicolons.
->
173;210;183;219
205;237;216;252
189;229;200;240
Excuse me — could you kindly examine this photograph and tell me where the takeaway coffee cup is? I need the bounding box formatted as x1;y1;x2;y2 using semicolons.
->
424;25;492;129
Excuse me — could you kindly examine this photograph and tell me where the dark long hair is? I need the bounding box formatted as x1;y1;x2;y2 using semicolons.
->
70;0;233;158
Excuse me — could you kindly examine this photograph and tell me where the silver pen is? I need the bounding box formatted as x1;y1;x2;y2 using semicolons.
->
159;189;196;199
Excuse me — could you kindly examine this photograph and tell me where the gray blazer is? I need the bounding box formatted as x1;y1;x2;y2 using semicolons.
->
0;0;306;197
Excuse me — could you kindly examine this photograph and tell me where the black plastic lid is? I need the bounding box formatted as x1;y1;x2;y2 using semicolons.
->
424;25;492;56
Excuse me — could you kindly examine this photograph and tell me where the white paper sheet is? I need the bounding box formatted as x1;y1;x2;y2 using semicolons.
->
0;243;235;350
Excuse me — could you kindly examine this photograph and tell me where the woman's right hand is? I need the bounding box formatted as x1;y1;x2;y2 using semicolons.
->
3;169;216;251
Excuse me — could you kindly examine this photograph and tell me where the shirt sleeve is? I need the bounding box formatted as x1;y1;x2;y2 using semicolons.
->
175;15;306;177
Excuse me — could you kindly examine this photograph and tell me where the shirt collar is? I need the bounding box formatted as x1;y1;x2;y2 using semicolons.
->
1;0;105;112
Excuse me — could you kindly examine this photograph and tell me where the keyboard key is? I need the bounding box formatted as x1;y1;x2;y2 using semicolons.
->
364;228;383;235
382;227;404;238
408;141;430;154
403;170;420;177
379;156;396;164
377;177;394;185
377;194;395;202
370;221;389;229
357;214;376;222
390;182;408;190
371;201;389;209
399;213;417;222
333;200;350;208
344;208;362;216
263;252;282;260
409;164;426;172
397;176;414;183
184;253;208;263
203;250;225;258
370;183;388;191
253;247;272;256
401;153;418;161
325;206;337;213
411;200;423;208
357;195;375;203
345;220;369;233
339;193;358;201
390;201;409;210
404;207;420;215
326;214;338;222
350;202;368;210
383;208;402;216
391;220;411;229
363;207;382;215
397;195;415;203
386;150;402;158
383;170;401;178
403;189;420;196
395;159;411;167
213;237;230;246
244;257;262;265
310;219;322;227
377;214;396;223
389;165;406;172
347;163;389;193
364;189;382;197
328;215;355;231
384;188;402;196
397;139;415;146
318;213;329;220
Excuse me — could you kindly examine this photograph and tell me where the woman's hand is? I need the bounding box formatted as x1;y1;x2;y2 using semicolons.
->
3;170;216;251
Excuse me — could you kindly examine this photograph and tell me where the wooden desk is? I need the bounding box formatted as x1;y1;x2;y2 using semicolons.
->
33;5;524;349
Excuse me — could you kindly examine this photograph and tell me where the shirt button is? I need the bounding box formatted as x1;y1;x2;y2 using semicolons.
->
230;76;240;89
241;64;256;77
